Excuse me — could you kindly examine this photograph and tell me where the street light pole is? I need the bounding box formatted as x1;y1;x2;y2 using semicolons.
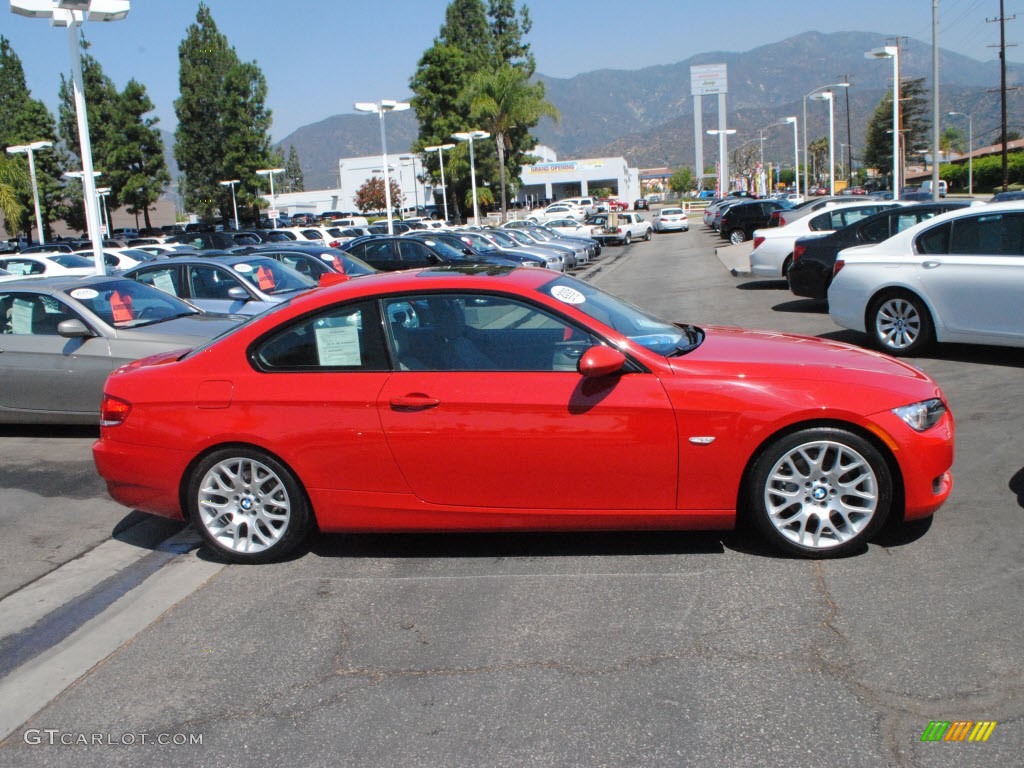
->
11;1;131;274
355;100;410;235
255;168;285;228
948;111;973;197
423;143;455;223
219;179;240;230
452;131;491;226
866;47;900;200
780;117;799;198
95;186;111;234
803;82;849;196
811;92;836;196
6;140;52;244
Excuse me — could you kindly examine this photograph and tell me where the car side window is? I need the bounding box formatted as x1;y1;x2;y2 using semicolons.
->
915;222;952;255
381;294;598;372
858;217;892;243
397;241;432;264
252;300;387;371
948;213;1024;256
189;265;240;300
0;292;75;336
0;258;46;276
132;266;182;297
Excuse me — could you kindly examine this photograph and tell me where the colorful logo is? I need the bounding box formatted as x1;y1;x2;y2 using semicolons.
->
921;721;997;742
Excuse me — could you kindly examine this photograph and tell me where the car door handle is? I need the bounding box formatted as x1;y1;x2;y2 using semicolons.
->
922;260;942;269
390;395;440;410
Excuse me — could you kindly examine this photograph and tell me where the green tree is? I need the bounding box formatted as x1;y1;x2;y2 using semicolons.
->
1;36;64;240
0;153;27;237
175;3;276;224
466;184;494;211
284;145;304;193
808;137;829;187
467;64;558;221
863;77;930;188
668;167;695;196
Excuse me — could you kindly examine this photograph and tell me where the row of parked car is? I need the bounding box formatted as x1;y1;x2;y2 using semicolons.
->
702;191;1024;356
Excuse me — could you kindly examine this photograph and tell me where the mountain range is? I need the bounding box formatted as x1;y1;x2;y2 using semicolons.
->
164;31;1022;191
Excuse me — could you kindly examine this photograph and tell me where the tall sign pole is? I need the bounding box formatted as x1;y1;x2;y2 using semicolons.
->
690;64;728;193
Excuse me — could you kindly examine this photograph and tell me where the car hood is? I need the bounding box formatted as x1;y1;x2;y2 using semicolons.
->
113;313;243;344
669;326;940;402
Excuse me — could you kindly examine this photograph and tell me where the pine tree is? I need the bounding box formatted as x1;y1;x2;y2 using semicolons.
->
863;77;931;189
107;80;171;230
285;146;304;193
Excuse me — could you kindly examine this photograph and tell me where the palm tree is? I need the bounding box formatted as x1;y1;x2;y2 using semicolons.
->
467;65;559;223
0;154;27;238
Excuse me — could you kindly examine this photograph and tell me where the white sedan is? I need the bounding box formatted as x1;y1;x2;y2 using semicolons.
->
526;203;586;223
0;253;96;277
749;201;901;278
828;201;1024;356
544;217;598;239
652;207;689;232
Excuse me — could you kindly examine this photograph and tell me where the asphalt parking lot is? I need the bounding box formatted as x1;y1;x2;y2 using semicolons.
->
0;223;1021;767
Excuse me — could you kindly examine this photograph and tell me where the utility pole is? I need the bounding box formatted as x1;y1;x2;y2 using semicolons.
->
988;0;1016;191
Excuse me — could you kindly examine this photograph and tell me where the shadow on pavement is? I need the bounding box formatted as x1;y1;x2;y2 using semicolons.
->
736;279;787;291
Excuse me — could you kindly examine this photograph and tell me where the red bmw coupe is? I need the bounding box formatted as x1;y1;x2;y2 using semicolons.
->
93;266;954;563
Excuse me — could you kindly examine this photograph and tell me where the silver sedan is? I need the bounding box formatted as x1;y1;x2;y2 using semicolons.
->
0;275;243;424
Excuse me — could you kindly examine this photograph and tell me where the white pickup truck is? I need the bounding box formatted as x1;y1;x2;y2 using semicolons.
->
589;211;653;245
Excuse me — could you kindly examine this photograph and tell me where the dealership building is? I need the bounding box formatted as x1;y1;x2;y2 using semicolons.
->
266;147;640;218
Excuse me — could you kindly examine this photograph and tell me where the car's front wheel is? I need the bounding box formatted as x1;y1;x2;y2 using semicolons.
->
868;292;934;356
187;447;312;564
746;428;892;558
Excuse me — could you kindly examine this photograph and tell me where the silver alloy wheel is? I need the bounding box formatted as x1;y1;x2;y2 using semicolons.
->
197;456;292;554
875;297;922;350
762;440;879;551
729;228;745;245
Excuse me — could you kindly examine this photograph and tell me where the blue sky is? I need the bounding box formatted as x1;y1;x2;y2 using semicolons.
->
3;0;1019;140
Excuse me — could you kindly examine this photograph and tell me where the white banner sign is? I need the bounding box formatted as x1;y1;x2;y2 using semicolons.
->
690;64;728;96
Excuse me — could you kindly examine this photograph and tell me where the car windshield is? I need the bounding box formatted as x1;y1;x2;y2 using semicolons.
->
538;275;702;356
456;233;500;253
230;257;317;294
66;277;200;328
485;230;522;248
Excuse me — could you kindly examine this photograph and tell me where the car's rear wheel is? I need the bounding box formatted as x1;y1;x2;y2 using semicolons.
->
868;291;934;356
188;447;311;564
781;255;793;278
729;228;746;245
747;428;892;558
623;232;631;245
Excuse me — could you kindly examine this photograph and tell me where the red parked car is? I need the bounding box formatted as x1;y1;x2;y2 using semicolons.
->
94;266;954;563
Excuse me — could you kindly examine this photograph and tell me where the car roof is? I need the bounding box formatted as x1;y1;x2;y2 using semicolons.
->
0;273;135;293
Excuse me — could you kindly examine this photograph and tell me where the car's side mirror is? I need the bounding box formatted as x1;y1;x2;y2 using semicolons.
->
57;318;95;338
578;345;626;378
227;286;250;301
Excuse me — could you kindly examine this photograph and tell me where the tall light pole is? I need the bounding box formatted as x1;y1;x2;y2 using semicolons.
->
706;129;736;196
866;47;900;200
6;140;52;244
948;111;973;197
452;130;490;226
255;168;284;228
803;82;849;196
810;91;836;196
95;186;111;234
423;143;455;222
355;99;410;235
11;0;131;275
780;117;799;198
220;179;240;230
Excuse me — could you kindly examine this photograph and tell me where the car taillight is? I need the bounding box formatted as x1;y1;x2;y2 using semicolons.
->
753;236;765;249
793;244;805;261
833;259;845;277
779;216;788;226
100;394;131;427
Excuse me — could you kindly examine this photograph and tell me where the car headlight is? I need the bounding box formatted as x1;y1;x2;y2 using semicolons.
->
892;399;947;432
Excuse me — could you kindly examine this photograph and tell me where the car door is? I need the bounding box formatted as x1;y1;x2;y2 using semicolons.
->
0;290;112;416
128;263;186;300
914;212;1024;342
376;292;679;511
351;240;402;271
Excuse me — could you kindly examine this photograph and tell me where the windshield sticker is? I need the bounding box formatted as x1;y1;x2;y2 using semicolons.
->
110;289;135;323
256;265;276;291
320;254;334;262
233;263;254;274
551;285;586;305
69;288;99;300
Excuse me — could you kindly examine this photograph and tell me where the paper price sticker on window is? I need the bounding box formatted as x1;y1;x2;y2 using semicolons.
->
110;289;135;323
256;265;276;291
551;285;586;305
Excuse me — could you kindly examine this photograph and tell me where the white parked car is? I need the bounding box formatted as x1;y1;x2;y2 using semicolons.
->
828;202;1024;356
558;197;598;216
0;253;96;277
749;201;901;278
652;207;689;232
590;211;652;245
526;203;586;223
544;217;598;239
